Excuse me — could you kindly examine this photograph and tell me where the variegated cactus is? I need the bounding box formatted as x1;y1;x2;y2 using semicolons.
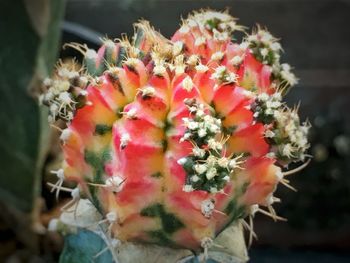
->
41;9;310;259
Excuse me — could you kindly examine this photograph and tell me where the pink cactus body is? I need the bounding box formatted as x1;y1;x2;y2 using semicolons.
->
42;10;309;252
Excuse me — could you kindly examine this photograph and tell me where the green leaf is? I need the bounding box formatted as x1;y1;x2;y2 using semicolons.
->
59;229;113;263
0;0;65;212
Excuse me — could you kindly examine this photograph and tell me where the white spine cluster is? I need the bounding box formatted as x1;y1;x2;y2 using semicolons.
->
211;66;238;84
195;64;209;73
201;199;215;218
120;133;131;149
179;101;245;193
187;55;199;66
280;63;298;86
254;91;283;119
181;104;221;144
247;29;282;64
41;64;88;123
172;41;184;56
269;106;310;161
60;128;72;143
140;86;156;97
174;55;186;75
211;51;224;61
252;90;309;162
231;55;243;66
125;108;137;119
153;64;167;76
183;10;244;40
125;58;140;68
246;28;299;88
276;109;310;160
182;76;194;92
195;36;206;46
182;184;194;192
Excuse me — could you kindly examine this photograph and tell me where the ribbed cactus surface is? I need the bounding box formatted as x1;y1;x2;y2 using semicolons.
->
42;10;309;252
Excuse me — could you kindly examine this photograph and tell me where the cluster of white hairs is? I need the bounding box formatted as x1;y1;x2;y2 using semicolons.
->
41;80;76;123
178;100;244;193
211;65;239;84
181;153;244;194
180;10;245;42
150;49;189;78
243;28;298;87
250;89;310;162
279;63;298;86
180;102;220;141
139;86;156;98
246;28;282;62
143;10;245;80
40;63;89;123
254;91;283;123
230;54;244;67
136;22;207;79
274;108;310;161
166;49;233;79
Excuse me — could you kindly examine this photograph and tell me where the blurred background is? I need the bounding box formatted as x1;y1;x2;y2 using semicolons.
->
1;0;350;262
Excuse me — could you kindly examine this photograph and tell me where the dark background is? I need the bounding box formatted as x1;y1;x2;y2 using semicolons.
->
63;0;350;261
1;0;350;262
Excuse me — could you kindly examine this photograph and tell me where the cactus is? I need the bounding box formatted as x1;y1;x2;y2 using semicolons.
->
41;9;310;260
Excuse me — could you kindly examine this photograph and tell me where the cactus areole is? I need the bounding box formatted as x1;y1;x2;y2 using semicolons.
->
42;10;310;253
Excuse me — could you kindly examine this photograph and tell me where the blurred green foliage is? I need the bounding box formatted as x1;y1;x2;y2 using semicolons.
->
0;0;65;212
